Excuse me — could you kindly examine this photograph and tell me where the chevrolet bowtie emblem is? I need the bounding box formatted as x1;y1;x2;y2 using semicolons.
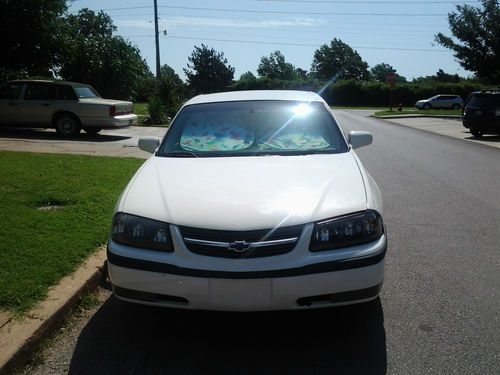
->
227;240;251;252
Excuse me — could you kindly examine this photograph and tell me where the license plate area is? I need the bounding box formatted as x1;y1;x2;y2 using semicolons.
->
209;278;272;309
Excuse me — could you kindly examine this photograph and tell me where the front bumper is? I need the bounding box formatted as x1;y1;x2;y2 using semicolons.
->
107;224;387;311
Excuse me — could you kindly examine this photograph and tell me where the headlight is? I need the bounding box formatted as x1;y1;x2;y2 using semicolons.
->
309;210;383;252
111;212;173;252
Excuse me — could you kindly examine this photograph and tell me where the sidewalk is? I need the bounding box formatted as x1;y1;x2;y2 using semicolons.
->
377;116;500;149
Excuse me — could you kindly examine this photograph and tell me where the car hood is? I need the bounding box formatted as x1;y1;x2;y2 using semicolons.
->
120;153;368;230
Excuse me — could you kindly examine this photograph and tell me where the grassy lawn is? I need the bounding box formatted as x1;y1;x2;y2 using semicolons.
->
133;102;148;125
331;106;386;110
133;102;148;116
374;109;461;117
0;152;143;314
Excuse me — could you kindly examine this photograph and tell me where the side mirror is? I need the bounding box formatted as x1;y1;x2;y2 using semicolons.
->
138;136;160;154
348;131;372;149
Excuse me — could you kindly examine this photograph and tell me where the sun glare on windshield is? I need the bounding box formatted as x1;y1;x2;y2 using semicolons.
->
293;103;312;117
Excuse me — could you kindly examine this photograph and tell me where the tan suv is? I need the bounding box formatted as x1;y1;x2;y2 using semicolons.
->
0;80;137;137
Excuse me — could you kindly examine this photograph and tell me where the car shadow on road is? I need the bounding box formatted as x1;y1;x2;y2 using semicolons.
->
0;127;131;142
68;296;386;374
464;134;500;142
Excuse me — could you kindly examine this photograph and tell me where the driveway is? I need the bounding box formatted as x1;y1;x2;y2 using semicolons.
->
0;126;168;159
378;116;500;149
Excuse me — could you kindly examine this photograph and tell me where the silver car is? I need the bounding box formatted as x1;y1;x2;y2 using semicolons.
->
415;94;463;110
0;80;137;137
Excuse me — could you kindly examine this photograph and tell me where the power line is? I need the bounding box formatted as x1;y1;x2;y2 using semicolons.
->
113;13;445;28
255;0;478;3
100;0;479;11
99;5;449;16
163;35;449;52
157;5;447;16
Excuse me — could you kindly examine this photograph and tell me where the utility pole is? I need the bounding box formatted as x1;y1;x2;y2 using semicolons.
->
154;0;161;80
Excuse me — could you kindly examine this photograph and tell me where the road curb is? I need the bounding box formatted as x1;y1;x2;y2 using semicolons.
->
373;114;460;119
0;248;107;375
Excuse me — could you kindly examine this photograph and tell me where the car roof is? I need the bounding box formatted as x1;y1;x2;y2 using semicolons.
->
6;80;90;87
184;90;326;106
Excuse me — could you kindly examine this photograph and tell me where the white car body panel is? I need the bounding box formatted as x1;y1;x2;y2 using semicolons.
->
109;260;385;311
120;153;368;230
108;90;386;311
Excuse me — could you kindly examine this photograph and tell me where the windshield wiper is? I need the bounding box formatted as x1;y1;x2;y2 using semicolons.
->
165;151;199;158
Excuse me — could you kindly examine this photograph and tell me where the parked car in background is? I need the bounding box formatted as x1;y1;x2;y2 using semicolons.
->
462;89;500;137
415;94;463;110
0;80;137;137
107;90;387;311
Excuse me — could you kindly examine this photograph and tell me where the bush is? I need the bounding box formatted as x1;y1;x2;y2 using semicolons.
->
323;80;484;107
144;96;167;125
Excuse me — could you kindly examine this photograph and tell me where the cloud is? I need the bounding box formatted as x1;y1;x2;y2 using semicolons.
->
115;16;325;30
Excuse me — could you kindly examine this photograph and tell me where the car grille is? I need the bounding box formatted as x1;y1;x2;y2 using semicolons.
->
179;224;304;258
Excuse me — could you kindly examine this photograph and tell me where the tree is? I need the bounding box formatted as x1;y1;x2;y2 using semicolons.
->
257;51;297;80
59;9;150;99
239;71;257;81
413;69;461;84
435;0;500;83
184;44;235;94
370;63;407;83
0;0;68;80
157;65;186;116
435;69;460;83
311;38;370;81
295;68;308;79
370;63;396;82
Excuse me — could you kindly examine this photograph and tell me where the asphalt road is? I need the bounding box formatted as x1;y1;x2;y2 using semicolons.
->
23;111;500;374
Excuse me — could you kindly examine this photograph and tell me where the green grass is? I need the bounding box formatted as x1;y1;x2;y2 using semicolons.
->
133;102;148;116
374;109;461;117
331;106;386;110
0;152;143;314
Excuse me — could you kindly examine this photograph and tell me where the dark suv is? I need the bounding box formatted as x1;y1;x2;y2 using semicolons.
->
462;90;500;137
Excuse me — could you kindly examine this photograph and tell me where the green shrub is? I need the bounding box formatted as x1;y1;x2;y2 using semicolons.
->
145;96;166;125
324;80;484;107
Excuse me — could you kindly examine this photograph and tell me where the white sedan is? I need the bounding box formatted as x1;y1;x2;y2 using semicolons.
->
0;80;137;137
107;90;386;311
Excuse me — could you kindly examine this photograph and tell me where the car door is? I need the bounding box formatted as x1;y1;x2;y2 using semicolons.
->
20;83;56;125
432;96;447;109
0;82;23;125
494;95;500;127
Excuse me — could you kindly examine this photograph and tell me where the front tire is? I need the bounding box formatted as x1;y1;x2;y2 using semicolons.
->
423;103;431;110
83;127;102;135
470;129;484;137
452;103;461;110
55;114;81;137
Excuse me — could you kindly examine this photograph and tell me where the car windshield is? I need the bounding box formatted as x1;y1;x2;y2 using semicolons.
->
158;100;348;157
73;86;100;98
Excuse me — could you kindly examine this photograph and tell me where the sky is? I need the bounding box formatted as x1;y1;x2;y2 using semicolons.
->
69;0;479;81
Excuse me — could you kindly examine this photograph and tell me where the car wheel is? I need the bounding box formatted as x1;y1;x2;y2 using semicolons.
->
83;127;102;135
423;103;431;110
55;114;81;137
470;129;484;137
452;103;461;110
